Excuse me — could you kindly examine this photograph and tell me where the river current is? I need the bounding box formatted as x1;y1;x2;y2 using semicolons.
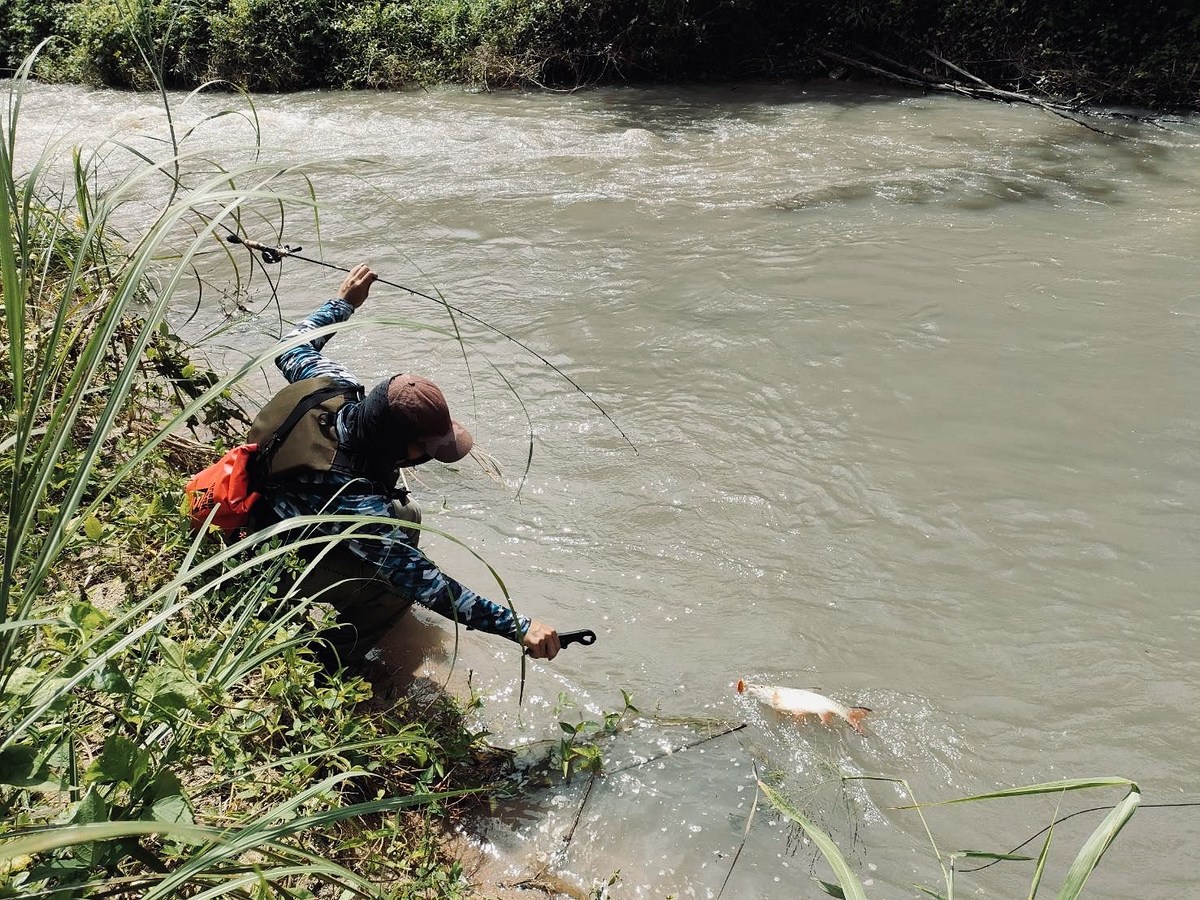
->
14;81;1200;898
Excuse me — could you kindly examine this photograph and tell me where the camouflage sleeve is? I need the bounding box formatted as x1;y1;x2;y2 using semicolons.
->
339;500;529;642
275;298;362;385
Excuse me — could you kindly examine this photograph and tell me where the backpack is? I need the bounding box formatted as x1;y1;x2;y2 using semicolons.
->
185;380;360;534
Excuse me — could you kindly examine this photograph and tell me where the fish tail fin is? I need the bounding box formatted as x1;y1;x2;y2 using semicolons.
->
846;706;871;735
736;679;747;694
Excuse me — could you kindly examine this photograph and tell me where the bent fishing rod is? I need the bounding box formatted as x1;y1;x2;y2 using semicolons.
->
226;233;636;452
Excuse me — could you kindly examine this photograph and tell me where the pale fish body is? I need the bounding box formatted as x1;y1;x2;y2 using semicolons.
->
737;679;871;735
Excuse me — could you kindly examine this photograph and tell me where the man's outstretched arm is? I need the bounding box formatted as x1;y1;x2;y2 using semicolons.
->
275;265;377;384
329;507;560;658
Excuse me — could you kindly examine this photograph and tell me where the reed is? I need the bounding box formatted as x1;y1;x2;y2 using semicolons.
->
1;49;499;897
756;771;1140;899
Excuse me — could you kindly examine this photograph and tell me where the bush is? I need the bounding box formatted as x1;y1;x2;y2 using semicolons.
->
0;1;77;73
207;0;335;91
322;0;564;89
31;0;219;88
1;0;1198;108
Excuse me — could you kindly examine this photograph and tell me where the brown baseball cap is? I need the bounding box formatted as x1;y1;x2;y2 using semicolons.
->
378;373;474;463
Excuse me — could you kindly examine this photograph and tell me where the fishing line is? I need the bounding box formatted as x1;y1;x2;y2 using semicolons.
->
225;232;637;452
603;722;748;777
960;799;1200;873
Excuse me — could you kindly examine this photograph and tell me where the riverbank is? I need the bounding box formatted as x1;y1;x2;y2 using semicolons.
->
2;0;1198;112
0;75;532;895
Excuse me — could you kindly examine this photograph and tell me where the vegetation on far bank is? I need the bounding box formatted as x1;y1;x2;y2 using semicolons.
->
1;0;1198;111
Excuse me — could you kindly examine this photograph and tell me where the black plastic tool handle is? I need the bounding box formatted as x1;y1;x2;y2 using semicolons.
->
559;629;597;649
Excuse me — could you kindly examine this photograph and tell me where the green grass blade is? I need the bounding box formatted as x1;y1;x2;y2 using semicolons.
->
1054;786;1140;900
758;779;868;900
1028;823;1054;900
897;777;1136;809
0;820;221;859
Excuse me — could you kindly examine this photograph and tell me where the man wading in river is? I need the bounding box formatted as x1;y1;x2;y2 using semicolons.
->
249;263;561;672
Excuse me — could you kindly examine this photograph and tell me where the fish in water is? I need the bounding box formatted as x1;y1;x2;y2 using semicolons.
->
737;679;871;735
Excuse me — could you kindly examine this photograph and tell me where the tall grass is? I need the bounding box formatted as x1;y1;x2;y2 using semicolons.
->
0;49;501;897
758;773;1140;899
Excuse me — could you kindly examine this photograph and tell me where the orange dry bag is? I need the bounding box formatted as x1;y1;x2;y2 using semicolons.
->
185;443;261;533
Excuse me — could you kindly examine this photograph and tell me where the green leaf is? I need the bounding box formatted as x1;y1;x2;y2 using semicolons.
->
69;785;112;868
0;820;218;863
83;515;103;540
898;777;1136;809
67;599;107;636
136;652;200;714
758;779;868;900
815;877;847;897
147;769;194;825
0;744;50;788
1055;786;1140;899
71;785;108;826
4;666;72;716
88;661;131;694
85;734;150;788
1028;823;1054;900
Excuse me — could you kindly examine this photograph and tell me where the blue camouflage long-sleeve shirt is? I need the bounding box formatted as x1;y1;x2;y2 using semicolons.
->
265;298;528;642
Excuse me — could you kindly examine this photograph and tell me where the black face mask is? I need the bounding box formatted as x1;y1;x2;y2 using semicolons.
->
355;378;399;443
345;381;432;472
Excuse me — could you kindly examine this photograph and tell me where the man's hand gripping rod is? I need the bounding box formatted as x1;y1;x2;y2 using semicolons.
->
224;230;636;452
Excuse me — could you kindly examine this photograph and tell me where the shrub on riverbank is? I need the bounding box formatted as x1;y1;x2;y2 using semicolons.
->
0;57;501;896
2;0;1198;110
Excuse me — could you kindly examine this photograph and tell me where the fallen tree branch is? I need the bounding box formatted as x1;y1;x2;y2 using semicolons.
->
818;48;1116;136
820;48;928;88
924;48;989;86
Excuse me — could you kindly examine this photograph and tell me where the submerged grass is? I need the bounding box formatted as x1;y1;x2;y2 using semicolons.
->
0;49;510;898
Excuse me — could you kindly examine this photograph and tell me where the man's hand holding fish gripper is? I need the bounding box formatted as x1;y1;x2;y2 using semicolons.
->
522;620;561;659
522;625;598;659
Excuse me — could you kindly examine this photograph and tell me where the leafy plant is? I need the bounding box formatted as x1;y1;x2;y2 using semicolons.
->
554;690;638;780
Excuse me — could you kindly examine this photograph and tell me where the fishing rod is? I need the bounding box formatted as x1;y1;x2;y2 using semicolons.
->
225;233;636;452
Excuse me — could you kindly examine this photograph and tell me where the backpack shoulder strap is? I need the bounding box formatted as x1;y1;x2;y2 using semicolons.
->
257;382;361;467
